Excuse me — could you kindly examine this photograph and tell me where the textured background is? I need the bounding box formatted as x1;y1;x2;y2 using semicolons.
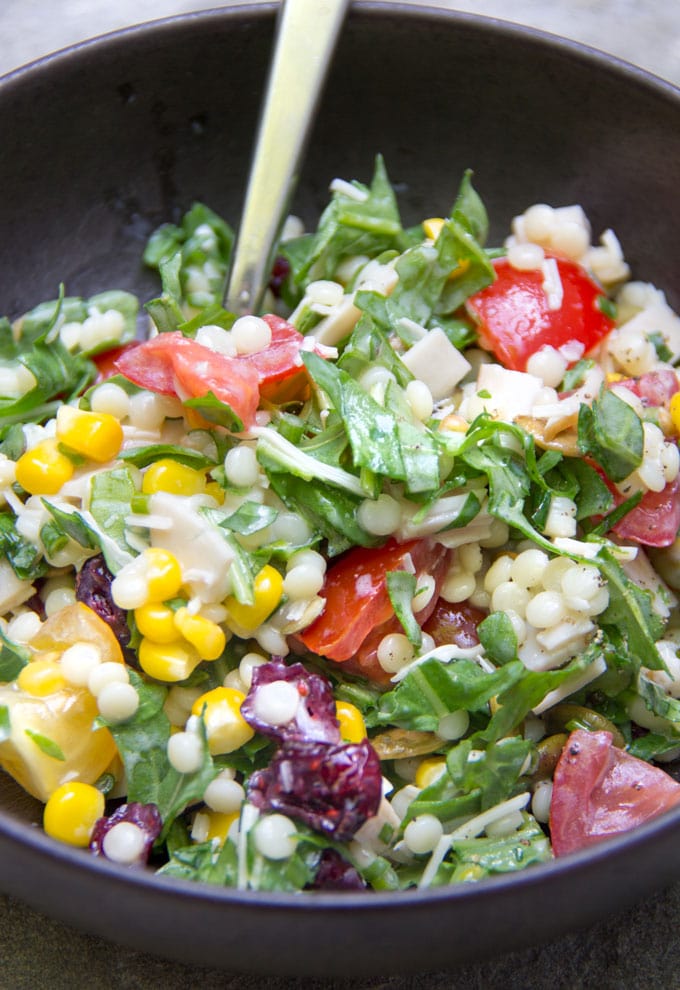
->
1;2;679;987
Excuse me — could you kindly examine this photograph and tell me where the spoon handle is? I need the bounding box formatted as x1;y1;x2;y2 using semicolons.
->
224;0;350;316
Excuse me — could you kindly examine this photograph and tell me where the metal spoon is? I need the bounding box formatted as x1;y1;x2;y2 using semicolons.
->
223;0;350;316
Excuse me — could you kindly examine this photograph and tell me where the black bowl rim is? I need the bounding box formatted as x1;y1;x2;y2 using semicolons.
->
1;0;680;924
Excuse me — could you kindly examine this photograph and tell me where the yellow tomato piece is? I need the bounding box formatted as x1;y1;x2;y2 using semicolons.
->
0;682;117;802
29;602;125;667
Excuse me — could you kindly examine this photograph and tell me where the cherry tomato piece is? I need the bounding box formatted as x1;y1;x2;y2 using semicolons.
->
550;729;680;857
298;540;448;666
467;256;615;372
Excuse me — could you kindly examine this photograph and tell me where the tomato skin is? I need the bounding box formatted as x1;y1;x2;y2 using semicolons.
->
549;729;680;857
422;599;487;649
113;316;316;428
616;370;679;408
467;256;615;372
115;332;261;427
93;342;141;382
298;540;449;668
597;469;680;549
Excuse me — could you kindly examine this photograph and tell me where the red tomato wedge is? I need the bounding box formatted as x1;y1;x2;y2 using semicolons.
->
613;474;680;548
467;257;615;372
298;540;449;667
114;332;261;427
616;369;680;408
550;729;680;857
113;315;314;429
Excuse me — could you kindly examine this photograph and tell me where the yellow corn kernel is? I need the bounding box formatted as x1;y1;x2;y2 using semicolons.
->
203;809;240;846
670;392;680;435
15;439;75;495
606;372;627;384
422;217;444;240
134;602;181;644
204;480;225;504
43;781;105;847
17;659;67;697
191;686;255;755
143;547;183;602
138;637;202;682
335;701;367;743
142;459;207;496
55;405;123;463
415;756;447;789
438;413;469;434
173;607;226;661
224;565;284;634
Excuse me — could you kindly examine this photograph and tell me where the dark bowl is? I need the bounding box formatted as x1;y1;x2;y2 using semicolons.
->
1;2;680;977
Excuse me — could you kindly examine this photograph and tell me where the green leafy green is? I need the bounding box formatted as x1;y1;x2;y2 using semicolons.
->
577;386;644;482
24;729;66;761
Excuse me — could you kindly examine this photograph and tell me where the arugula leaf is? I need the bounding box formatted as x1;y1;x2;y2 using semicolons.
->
403;734;531;825
0;513;47;580
266;470;377;556
597;548;665;670
386;571;421;650
482;649;604;742
375;657;524;731
448;815;551;879
302;351;441;494
144;202;234;310
41;500;98;550
104;671;216;839
0;627;29;681
577;386;644;482
636;671;680;727
184;392;243;432
216;502;278;537
450;169;489;245
88;466;139;572
118;444;216;470
283;155;406;285
477;612;518;666
158;838;239;886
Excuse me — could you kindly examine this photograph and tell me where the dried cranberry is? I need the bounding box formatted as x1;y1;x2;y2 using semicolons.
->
269;255;291;298
90;801;162;866
308;848;366;891
247;737;381;841
241;660;341;744
76;554;131;648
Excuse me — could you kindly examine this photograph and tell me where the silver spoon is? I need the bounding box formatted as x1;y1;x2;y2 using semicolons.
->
224;0;350;316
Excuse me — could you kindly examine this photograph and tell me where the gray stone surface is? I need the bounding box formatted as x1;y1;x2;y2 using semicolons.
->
1;1;679;987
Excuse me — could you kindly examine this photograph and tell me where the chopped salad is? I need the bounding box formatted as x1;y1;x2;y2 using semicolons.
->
2;158;680;891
